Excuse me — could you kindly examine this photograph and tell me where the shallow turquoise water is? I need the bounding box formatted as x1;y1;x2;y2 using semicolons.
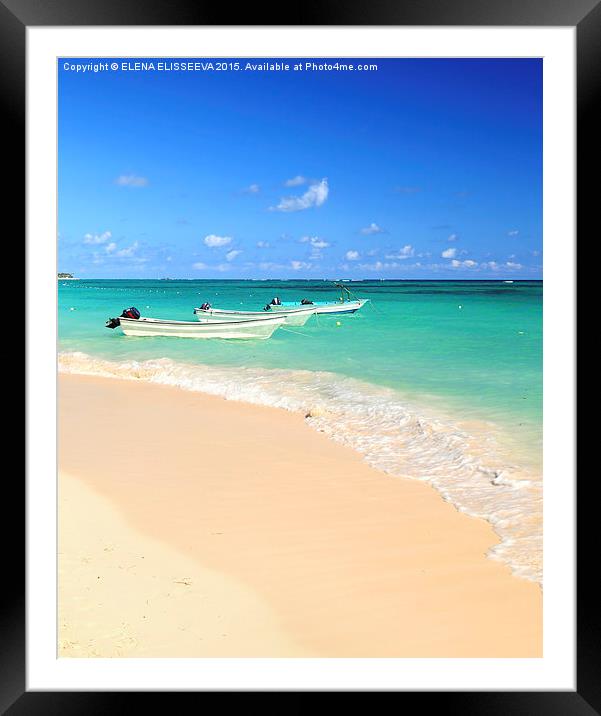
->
59;279;541;444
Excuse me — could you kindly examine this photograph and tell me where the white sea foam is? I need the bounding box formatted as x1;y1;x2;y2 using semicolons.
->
59;351;542;584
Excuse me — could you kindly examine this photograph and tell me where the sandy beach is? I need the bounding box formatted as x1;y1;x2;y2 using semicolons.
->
58;373;542;657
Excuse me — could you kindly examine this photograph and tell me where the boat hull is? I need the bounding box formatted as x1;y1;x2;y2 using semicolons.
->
194;306;316;326
269;299;368;315
119;315;285;339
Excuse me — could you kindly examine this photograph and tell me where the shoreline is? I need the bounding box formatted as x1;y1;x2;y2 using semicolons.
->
59;373;542;657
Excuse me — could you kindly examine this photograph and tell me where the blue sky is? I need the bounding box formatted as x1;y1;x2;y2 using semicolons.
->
58;58;542;279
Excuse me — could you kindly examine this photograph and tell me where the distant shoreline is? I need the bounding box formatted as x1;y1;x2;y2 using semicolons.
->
58;277;542;282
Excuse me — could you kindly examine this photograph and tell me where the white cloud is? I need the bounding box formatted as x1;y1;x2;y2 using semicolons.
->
299;235;329;259
345;250;360;261
385;245;414;260
484;261;500;270
192;261;231;272
115;241;139;257
272;178;329;212
507;229;519;236
300;236;329;249
225;249;242;262
284;175;307;187
358;261;405;271
104;242;117;254
361;261;384;271
441;247;457;258
115;174;148;187
83;230;112;245
448;234;458;241
243;183;260;194
360;222;385;235
506;261;523;269
204;234;232;248
451;259;478;268
256;241;270;248
291;260;312;271
259;261;286;271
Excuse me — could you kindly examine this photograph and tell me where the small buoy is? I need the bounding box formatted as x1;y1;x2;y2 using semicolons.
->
69;307;76;311
336;321;341;326
458;305;463;309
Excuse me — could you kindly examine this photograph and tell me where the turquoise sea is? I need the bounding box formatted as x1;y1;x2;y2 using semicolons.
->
58;279;543;583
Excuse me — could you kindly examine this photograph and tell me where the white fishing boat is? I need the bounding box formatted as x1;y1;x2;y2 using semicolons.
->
194;305;316;326
265;283;369;315
268;298;368;315
108;313;285;339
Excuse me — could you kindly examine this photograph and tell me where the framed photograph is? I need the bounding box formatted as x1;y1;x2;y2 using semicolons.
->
11;0;590;709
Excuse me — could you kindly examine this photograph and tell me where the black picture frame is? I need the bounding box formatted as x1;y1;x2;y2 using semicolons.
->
9;0;590;710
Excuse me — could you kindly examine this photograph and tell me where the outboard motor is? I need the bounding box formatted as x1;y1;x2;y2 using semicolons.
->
300;298;313;305
105;306;140;329
121;307;141;319
200;302;212;311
